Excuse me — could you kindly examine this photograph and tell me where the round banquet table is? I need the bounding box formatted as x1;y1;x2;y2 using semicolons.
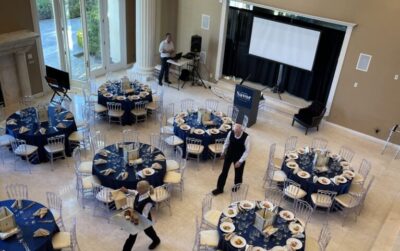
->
173;111;230;159
217;200;306;251
0;200;59;251
281;148;353;205
92;142;167;189
6;106;77;163
97;81;153;125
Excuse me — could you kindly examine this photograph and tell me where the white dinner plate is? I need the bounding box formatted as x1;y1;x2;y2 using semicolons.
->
219;222;235;233
297;170;311;179
286;238;303;250
194;129;205;135
335;175;347;184
260;200;274;210
230;236;246;248
288;222;304;234
142;168;155;176
318;177;332;185
286;161;299;169
180;124;190;130
223;207;238;218
239;200;255;210
209;128;220;134
279;210;295;221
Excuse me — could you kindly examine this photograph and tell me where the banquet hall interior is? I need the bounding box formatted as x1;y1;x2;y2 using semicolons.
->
0;0;399;251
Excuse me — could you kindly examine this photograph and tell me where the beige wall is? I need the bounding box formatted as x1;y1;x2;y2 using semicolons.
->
126;0;136;64
176;0;221;81
175;0;400;141
0;0;44;95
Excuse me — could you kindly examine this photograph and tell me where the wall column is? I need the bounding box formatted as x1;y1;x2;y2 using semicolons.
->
132;0;156;82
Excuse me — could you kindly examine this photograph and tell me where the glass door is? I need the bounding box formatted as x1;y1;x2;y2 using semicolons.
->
36;0;65;70
84;0;104;75
61;0;89;82
35;0;126;84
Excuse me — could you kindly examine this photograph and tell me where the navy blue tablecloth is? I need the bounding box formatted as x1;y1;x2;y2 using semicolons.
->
173;112;228;159
92;143;166;189
217;202;305;251
6;106;77;164
97;81;153;125
0;200;59;251
281;151;352;204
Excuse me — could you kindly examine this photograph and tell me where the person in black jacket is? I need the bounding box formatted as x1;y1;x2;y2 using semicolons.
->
121;181;161;250
212;123;250;195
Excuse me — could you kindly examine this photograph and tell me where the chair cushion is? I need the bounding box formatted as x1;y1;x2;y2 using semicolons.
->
0;134;14;146
334;194;354;208
164;136;183;146
271;170;287;182
284;185;307;199
305;236;319;251
204;209;222;228
187;144;204;155
166;160;179;171
199;230;219;247
79;161;93;174
349;183;363;194
150;187;170;202
131;109;147;116
146;102;158;110
208;144;223;154
273;157;283;169
163;171;182;184
52;232;71;249
311;193;333;207
68;131;83;142
15;144;38;156
108;110;124;117
44;143;65;153
82;176;95;190
95;104;107;113
352;173;364;184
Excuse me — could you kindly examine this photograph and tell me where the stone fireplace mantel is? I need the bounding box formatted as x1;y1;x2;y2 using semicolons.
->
0;30;39;106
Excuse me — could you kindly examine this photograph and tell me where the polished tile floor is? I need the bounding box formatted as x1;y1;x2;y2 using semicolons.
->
0;74;399;251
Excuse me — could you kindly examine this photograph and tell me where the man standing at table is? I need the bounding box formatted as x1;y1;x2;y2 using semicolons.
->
158;33;175;86
212;123;250;195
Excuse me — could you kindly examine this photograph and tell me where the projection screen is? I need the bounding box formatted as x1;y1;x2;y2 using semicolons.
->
249;17;321;71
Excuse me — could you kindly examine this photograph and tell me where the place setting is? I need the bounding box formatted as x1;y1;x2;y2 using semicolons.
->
217;200;305;251
92;142;167;189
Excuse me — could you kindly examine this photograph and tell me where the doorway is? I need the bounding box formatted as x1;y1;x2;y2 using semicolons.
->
35;0;126;85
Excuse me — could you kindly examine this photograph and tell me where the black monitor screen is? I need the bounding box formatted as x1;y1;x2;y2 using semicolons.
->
45;65;70;90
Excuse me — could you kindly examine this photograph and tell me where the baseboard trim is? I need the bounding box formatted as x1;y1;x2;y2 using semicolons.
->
323;120;398;149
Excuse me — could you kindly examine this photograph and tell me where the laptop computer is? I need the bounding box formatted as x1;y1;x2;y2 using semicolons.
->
172;52;182;61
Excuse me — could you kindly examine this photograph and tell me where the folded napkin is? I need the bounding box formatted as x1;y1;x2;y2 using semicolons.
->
154;154;166;161
313;176;319;183
56;122;66;129
6;119;17;125
292;233;305;239
98;150;109;157
221;217;233;223
117;172;129;180
224;232;235;241
151;163;162;170
94;159;108;165
19;126;30;134
219;125;227;132
263;225;278;236
99;168;116;176
39;128;47;135
131;158;143;165
33;208;48;219
33;228;50;237
64;112;74;119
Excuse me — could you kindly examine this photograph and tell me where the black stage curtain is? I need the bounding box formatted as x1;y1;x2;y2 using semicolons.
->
222;7;345;104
